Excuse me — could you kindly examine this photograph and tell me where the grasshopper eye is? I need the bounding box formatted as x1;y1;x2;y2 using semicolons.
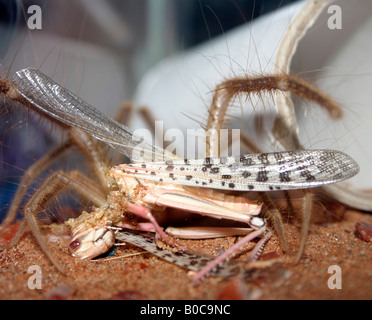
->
69;240;81;250
250;215;265;229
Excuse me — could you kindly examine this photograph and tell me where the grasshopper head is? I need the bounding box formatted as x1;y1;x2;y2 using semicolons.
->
69;227;115;260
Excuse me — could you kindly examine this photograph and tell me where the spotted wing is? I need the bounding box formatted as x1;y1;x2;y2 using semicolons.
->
115;230;241;278
120;149;359;191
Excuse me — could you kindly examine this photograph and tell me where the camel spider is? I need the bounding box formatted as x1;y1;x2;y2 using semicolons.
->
0;68;357;279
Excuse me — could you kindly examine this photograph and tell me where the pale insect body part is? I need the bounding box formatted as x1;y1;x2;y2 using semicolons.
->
5;68;360;281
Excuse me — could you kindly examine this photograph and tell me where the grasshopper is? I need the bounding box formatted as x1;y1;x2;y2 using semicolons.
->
3;68;359;282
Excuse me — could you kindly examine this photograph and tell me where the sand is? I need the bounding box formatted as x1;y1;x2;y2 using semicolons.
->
0;209;371;300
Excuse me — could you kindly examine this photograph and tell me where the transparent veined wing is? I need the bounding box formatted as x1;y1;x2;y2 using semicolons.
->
11;68;177;162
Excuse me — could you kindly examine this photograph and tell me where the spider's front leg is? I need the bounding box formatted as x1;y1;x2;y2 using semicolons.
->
205;74;344;262
0;78;115;270
3;169;107;273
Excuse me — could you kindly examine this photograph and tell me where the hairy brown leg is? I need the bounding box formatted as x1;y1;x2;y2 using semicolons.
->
205;74;342;261
69;128;109;193
206;74;342;155
0;128;110;235
137;105;173;150
114;101;134;125
259;192;289;252
1;77;170;270
234;129;291;252
295;191;313;264
2;170;107;272
0;139;73;232
1;73;112;212
0;76;114;271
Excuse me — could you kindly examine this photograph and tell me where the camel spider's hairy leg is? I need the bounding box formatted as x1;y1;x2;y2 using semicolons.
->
0;83;143;272
204;73;344;262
